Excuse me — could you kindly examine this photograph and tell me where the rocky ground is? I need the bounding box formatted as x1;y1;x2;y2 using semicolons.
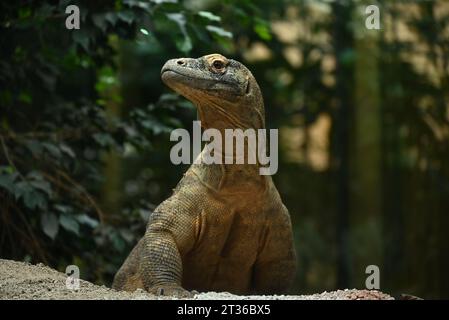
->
0;259;393;300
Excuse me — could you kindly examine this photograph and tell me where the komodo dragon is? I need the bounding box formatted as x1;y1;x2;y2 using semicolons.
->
112;54;296;296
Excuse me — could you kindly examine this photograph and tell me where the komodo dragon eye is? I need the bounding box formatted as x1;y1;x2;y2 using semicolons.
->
211;60;226;73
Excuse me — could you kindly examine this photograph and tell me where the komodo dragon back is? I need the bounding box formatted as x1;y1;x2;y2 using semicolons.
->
112;54;297;297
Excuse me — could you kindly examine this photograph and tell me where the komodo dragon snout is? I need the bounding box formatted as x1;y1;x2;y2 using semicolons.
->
113;54;297;297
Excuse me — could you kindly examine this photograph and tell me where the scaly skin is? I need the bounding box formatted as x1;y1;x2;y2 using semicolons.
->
112;54;297;296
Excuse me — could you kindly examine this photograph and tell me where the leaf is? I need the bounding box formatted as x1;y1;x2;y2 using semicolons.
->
150;0;177;4
139;116;171;134
60;143;75;158
93;133;115;147
118;11;135;25
76;214;99;228
206;25;233;38
42;142;61;158
18;91;32;104
174;34;192;54
177;100;194;110
254;19;272;41
158;93;178;102
104;12;118;26
0;166;14;174
232;7;248;20
60;214;80;236
27;170;43;180
190;23;210;43
140;28;150;36
139;209;151;221
54;204;71;213
124;0;152;10
111;232;126;252
13;181;31;201
119;229;135;243
198;11;221;22
18;7;31;19
72;30;90;51
29;179;52;197
41;213;59;240
35;3;54;19
36;69;56;91
25;189;47;210
25;140;43;157
166;13;192;53
0;173;17;193
92;14;107;32
13;180;47;210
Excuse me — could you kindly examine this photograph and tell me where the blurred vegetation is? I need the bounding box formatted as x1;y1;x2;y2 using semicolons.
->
1;0;448;298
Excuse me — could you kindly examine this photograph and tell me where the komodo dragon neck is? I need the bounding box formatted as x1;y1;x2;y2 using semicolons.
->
161;53;268;196
190;152;266;197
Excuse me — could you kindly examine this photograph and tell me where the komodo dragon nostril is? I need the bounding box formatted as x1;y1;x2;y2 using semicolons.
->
177;59;185;65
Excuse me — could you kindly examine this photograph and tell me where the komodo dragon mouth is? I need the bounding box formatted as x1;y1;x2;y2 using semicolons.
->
161;69;242;92
161;61;245;97
161;68;238;93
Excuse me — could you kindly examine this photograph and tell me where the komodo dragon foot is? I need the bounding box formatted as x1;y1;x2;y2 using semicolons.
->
149;284;198;298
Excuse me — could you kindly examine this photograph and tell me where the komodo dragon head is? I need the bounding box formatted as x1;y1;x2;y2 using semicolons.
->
161;54;265;130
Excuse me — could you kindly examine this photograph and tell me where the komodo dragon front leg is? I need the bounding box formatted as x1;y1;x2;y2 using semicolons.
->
252;204;296;293
138;208;196;296
113;192;199;297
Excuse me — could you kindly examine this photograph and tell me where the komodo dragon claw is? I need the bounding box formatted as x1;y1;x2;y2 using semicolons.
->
149;285;197;298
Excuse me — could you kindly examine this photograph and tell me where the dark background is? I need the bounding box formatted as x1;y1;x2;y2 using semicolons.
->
1;0;448;299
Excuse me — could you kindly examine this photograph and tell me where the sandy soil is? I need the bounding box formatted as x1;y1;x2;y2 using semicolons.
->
0;259;393;300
